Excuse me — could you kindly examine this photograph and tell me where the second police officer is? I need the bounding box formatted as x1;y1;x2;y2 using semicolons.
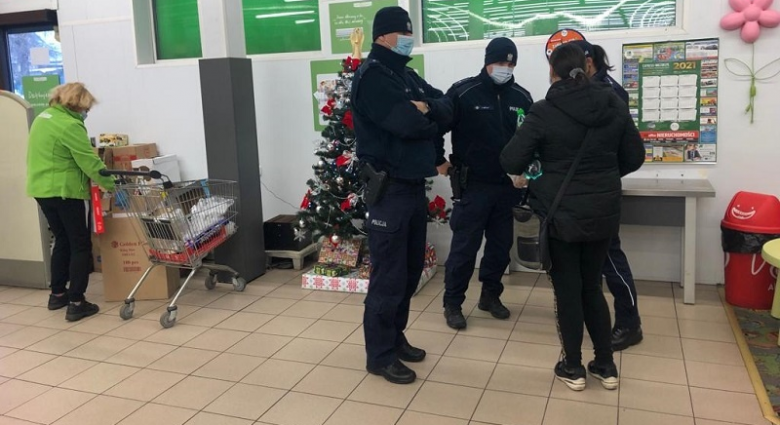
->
436;37;534;329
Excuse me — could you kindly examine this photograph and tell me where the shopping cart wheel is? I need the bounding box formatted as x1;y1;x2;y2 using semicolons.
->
232;277;247;292
205;273;217;290
160;311;177;328
119;302;135;320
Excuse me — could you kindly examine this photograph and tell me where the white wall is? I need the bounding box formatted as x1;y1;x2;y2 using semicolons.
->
54;0;780;284
0;0;57;14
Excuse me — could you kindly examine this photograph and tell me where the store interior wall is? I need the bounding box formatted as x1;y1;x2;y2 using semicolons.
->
8;0;780;284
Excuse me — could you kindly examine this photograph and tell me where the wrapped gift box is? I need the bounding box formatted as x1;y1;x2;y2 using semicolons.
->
313;263;350;277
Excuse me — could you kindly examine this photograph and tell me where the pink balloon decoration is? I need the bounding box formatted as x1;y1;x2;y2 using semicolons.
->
721;0;780;43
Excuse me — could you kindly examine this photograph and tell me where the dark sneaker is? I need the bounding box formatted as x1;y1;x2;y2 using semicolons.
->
587;361;619;390
397;341;426;362
554;361;587;391
478;294;511;319
65;300;100;322
444;305;467;330
47;293;69;311
611;326;643;351
367;359;416;384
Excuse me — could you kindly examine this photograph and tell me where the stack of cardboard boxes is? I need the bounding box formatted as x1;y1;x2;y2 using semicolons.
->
92;138;181;302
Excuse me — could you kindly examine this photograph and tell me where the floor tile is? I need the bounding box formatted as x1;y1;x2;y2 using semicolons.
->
293;365;366;398
675;303;729;323
487;364;554;398
621;334;683;359
678;320;736;343
26;331;98;355
203;383;285;420
304;291;351;303
265;285;312;301
140;304;200;322
428;357;494;389
641;316;681;337
257;316;316;337
116;403;196;425
410;294;436;311
260;392;341;425
324;401;402;425
0;379;51;414
104;369;186;402
281;301;337;319
409;381;483;420
445;335;507;363
68;315;125;335
182;328;249;351
241;359;314;389
410;312;458;334
0;305;30;320
177;308;235;328
175;290;226;307
148;347;220;374
243;297;297;315
461;317;515;340
550;375;619;407
499;341;561;369
192;352;265;382
59;363;138;393
638;297;678;318
321;343;367;371
2;307;59;326
0;350;56;378
52;395;143;425
143;324;208;346
321;304;364;323
343;325;365;346
105;319;164;341
272;338;338;364
526;287;554;307
299;320;359;342
340;293;366;305
690;387;767;425
619;378;692;416
510;322;560;346
617;409;694;425
0;326;58;349
686;360;754;394
214;312;274;332
542;398;616;425
0;323;25;338
403;329;455;355
182;412;253;425
681;339;745;366
154;376;234;410
516;306;557;326
227;333;292;358
396;411;468;425
65;336;135;361
17;356;97;386
620;354;687;385
6;387;95;424
104;341;177;368
207;294;259;311
348;375;423;408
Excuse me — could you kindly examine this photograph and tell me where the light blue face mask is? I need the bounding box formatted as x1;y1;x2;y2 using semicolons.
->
80;111;88;120
392;35;414;57
490;66;514;85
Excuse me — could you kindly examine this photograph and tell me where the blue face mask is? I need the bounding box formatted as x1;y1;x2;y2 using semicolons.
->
80;111;88;120
392;35;414;57
490;66;514;85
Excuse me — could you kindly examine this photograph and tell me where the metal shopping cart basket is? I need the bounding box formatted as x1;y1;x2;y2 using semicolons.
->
99;169;245;328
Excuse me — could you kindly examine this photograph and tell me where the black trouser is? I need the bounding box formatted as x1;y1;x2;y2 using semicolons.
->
602;235;641;330
443;183;522;308
549;237;613;367
363;181;427;370
36;198;91;303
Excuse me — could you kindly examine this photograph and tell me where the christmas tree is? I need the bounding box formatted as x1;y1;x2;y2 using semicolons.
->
295;55;450;246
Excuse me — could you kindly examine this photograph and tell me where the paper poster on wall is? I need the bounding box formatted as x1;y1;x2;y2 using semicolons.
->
22;74;60;116
310;55;425;131
329;0;398;55
622;38;719;163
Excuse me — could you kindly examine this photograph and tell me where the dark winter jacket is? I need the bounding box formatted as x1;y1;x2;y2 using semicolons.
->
500;80;645;242
351;44;453;180
595;68;629;104
436;68;533;185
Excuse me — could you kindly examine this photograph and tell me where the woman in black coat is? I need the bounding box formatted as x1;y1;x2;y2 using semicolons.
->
500;43;645;392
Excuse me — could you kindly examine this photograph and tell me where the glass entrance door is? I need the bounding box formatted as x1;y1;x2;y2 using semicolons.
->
6;27;64;114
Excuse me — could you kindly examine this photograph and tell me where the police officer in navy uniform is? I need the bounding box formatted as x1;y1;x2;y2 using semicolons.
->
571;39;643;351
435;38;533;329
351;6;453;384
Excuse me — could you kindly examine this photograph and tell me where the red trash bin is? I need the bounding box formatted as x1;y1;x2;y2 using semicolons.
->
721;191;780;309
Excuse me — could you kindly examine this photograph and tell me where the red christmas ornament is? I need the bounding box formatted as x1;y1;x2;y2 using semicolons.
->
300;190;311;209
429;195;447;219
321;105;333;115
342;110;354;129
336;151;354;167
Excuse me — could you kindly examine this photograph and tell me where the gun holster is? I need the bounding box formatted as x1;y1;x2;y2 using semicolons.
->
448;155;468;201
359;162;388;207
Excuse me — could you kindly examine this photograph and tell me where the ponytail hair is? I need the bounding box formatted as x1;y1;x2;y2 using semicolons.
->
550;43;589;85
592;45;615;73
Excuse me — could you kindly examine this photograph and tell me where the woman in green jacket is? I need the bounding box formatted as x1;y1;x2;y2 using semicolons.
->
27;82;115;322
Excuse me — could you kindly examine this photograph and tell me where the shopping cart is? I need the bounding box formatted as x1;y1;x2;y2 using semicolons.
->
99;169;246;328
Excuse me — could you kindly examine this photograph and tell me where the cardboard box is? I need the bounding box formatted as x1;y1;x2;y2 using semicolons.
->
109;143;158;171
131;154;181;182
264;215;312;251
99;133;129;147
100;216;180;301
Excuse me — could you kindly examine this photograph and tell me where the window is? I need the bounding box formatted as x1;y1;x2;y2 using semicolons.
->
243;0;321;55
153;0;202;60
5;27;64;115
422;0;678;44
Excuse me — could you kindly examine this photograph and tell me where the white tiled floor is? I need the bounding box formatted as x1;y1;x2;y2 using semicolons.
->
0;267;771;425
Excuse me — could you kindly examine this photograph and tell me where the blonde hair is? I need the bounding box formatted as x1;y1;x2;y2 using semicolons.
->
48;82;97;112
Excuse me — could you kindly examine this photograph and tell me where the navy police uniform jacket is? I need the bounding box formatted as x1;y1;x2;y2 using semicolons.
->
351;44;453;180
595;68;629;104
437;69;533;185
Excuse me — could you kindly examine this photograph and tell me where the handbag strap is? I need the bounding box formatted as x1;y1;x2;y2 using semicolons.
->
546;127;594;220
